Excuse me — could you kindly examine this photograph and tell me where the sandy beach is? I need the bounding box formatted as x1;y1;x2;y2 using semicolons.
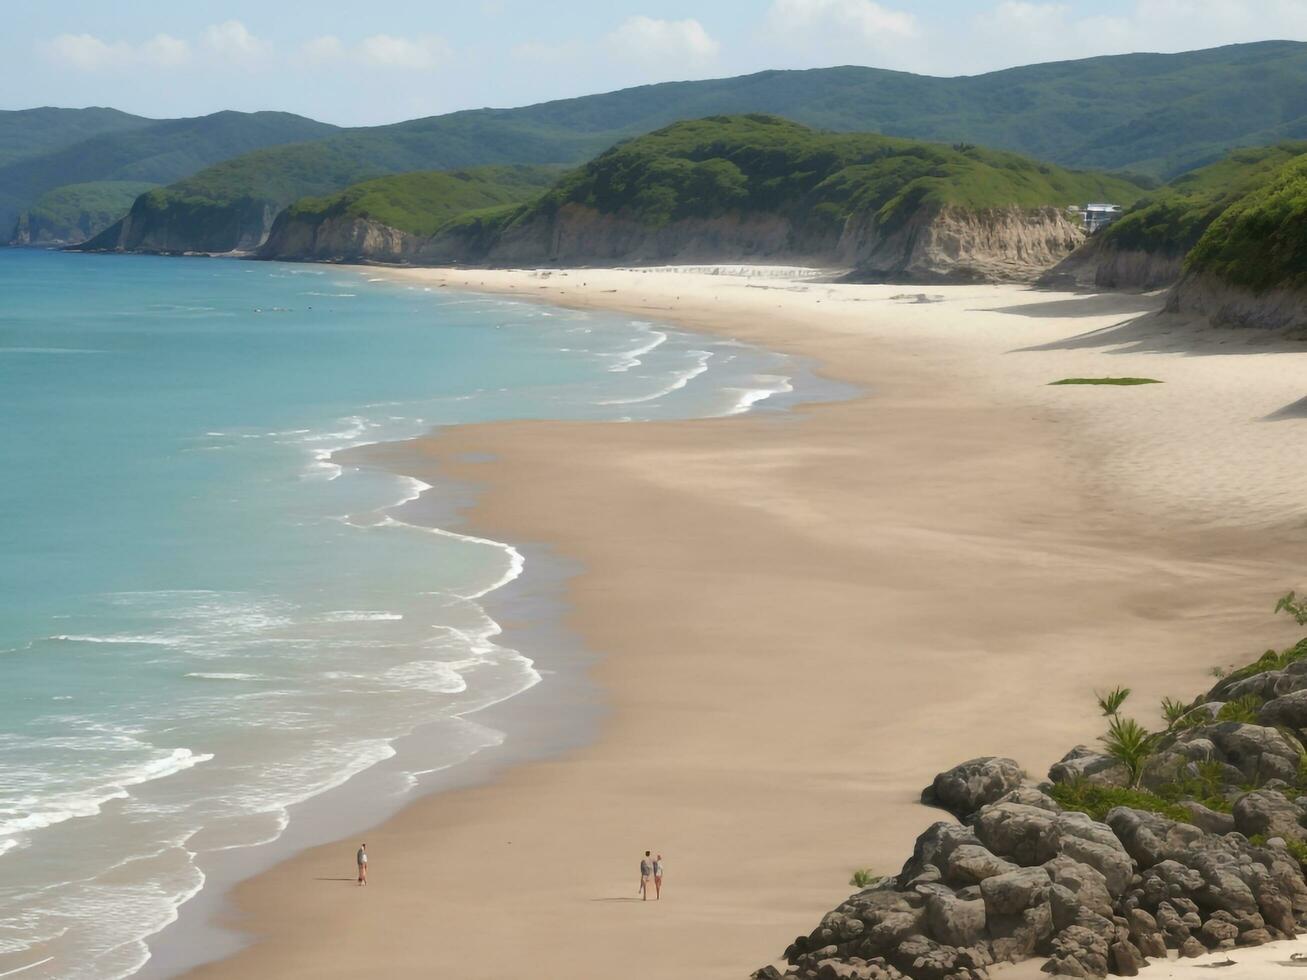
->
180;268;1307;979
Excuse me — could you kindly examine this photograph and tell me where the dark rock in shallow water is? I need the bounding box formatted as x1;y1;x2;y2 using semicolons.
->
922;757;1026;820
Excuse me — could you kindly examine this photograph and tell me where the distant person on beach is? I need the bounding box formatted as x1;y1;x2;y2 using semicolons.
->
639;850;652;900
357;843;368;886
653;853;664;900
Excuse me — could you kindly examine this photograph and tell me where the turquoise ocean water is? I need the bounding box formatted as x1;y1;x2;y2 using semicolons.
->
0;250;825;978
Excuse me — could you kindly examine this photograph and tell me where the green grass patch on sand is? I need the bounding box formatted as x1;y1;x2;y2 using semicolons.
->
1049;377;1162;386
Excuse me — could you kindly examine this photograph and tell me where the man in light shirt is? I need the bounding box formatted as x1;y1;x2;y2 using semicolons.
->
357;843;368;886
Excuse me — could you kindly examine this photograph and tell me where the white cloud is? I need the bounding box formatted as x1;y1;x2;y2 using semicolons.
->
298;35;347;65
295;33;452;71
202;20;272;66
357;34;452;70
606;16;721;65
139;34;192;68
42;32;191;71
964;1;1307;71
766;0;918;44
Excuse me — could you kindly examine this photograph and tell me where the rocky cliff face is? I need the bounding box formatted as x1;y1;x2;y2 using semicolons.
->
1165;271;1307;330
10;210;109;247
81;196;278;255
422;203;1088;282
1040;238;1186;291
260;213;424;263
839;206;1086;283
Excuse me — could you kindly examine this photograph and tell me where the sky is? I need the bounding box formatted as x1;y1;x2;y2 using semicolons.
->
5;1;1307;127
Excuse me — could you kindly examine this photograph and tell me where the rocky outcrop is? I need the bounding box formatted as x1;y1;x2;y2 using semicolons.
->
839;206;1088;284
425;202;830;268
922;757;1027;821
761;782;1307;980
1165;270;1307;330
259;213;424;263
1039;237;1185;291
79;195;279;255
760;638;1307;979
422;202;1090;283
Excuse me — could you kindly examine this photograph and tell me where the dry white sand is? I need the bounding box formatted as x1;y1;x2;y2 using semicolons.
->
181;267;1307;979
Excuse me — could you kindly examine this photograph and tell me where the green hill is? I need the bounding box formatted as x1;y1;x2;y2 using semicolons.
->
514;114;1141;230
1098;142;1307;258
0;107;151;168
81;41;1307;255
259;165;564;262
0;110;338;237
10;181;159;245
411;115;1143;280
1184;154;1307;293
277;165;563;238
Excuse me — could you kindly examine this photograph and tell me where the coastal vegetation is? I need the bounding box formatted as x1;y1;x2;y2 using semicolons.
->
277;166;562;237
770;596;1307;978
413;115;1144;278
1049;378;1162;386
64;41;1307;256
514;115;1142;231
9;180;158;245
1184;153;1307;293
0;110;336;241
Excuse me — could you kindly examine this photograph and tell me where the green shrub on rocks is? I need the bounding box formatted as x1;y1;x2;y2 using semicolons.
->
1049;780;1191;822
848;868;881;888
1217;693;1264;723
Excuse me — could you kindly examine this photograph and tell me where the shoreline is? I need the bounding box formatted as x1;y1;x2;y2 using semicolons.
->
178;268;1307;978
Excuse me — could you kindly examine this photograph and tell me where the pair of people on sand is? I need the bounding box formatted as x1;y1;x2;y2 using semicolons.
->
638;850;664;900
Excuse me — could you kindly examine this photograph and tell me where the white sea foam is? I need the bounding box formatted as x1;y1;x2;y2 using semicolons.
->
374;516;525;600
0;748;213;839
49;634;179;647
321;611;404;623
722;374;795;416
595;350;712;405
183;673;259;681
605;326;667;372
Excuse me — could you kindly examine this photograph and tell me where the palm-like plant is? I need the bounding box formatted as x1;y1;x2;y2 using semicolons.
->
1100;715;1155;787
1217;694;1263;723
1160;697;1192;727
1096;686;1131;717
1275;590;1307;626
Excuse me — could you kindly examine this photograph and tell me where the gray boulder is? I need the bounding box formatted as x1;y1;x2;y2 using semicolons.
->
1258;688;1307;729
1048;746;1129;788
1233;789;1305;841
924;891;986;948
974;803;1133;897
1210;659;1307;701
1043;855;1113;919
922;757;1025;820
896;822;978;886
1177;800;1235;835
980;866;1051;916
946;844;1019;885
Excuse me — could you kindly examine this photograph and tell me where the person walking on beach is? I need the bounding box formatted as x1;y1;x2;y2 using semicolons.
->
357;843;368;886
639;850;652;900
653;853;664;899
